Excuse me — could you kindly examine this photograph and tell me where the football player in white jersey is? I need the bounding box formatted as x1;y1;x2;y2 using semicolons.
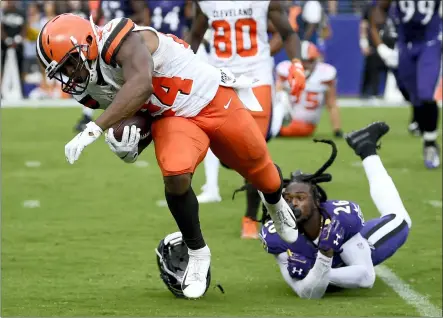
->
274;41;343;138
37;13;304;299
188;1;307;239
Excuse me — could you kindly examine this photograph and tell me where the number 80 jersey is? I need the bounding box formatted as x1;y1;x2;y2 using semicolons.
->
199;1;274;86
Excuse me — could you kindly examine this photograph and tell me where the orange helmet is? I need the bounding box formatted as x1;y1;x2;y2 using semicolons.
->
36;13;100;95
300;41;320;77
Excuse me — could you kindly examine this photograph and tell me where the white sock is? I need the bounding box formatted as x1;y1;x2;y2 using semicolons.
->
188;245;211;256
423;131;438;142
270;93;289;137
362;155;412;227
203;148;220;192
83;106;94;118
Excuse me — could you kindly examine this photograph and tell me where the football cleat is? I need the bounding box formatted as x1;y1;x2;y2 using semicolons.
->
74;115;92;132
241;216;259;239
345;121;390;156
181;245;211;299
408;121;421;137
259;193;299;243
155;232;211;299
424;145;441;169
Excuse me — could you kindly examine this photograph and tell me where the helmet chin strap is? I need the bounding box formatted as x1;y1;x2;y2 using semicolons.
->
87;15;100;85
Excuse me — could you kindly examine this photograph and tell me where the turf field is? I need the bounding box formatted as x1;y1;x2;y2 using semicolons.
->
1;106;442;316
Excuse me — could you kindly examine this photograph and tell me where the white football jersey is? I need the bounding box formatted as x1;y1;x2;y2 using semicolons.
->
74;18;220;117
275;60;336;124
199;1;274;86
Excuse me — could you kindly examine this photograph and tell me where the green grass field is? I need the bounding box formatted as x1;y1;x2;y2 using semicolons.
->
1;107;442;316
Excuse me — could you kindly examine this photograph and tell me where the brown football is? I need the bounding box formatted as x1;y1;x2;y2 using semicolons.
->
111;111;153;147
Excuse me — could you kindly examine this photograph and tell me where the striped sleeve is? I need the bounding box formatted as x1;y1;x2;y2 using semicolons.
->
74;93;100;109
101;18;135;67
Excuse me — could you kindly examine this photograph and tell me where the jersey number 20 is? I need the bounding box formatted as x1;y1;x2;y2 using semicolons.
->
212;18;258;58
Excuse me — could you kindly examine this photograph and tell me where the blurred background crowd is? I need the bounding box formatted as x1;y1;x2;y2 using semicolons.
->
0;0;439;103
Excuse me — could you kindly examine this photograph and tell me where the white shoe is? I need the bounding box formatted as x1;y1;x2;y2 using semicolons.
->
197;187;222;204
181;246;211;299
259;194;298;243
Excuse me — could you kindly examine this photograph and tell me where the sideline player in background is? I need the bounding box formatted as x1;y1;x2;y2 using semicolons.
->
260;122;411;298
371;0;442;169
187;1;306;239
37;14;303;299
273;42;342;138
145;0;193;38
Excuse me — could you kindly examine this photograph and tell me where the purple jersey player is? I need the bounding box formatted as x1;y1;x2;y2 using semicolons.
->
146;0;192;38
259;122;412;299
372;0;442;169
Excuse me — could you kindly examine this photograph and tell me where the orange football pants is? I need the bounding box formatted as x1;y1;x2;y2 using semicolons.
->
279;119;316;137
151;86;280;193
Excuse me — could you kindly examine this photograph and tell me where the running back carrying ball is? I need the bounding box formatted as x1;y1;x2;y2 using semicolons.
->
111;111;153;144
106;111;153;163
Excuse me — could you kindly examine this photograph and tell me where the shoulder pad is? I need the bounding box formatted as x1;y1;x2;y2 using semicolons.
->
99;18;135;66
316;63;337;83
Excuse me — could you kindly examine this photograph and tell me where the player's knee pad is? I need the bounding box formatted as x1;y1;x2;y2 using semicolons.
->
164;173;192;195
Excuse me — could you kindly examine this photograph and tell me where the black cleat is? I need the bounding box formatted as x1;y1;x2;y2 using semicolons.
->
345;122;390;158
408;121;421;137
74;115;92;132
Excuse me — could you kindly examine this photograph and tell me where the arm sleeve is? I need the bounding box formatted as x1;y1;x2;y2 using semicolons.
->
328;233;376;289
302;1;322;24
276;252;332;299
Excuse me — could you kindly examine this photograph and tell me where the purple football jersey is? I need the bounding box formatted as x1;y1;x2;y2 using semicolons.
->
147;0;188;37
393;0;442;44
319;200;365;242
260;200;364;268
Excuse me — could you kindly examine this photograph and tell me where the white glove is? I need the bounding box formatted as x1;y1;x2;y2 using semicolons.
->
65;121;103;164
105;125;140;163
377;44;399;68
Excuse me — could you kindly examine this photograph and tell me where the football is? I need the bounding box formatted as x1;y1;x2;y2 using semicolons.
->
110;111;153;147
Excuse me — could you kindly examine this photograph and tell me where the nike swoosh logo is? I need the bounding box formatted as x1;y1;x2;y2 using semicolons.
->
224;98;232;109
181;270;190;290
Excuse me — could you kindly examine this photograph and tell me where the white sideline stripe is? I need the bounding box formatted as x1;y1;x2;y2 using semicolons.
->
375;265;442;317
156;200;168;207
22;200;40;208
425;200;443;208
25;161;41;168
351;161;363;167
1;98;413;108
134;160;149;168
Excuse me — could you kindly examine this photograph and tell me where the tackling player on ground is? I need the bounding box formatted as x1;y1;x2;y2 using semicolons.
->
187;1;307;239
371;0;442;169
36;13;303;299
260;122;412;298
273;41;342;138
